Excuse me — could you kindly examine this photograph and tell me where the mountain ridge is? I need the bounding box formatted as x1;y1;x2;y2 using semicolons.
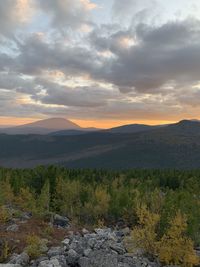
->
1;119;200;169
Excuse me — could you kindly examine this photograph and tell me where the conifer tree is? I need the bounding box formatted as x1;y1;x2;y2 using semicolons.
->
37;179;50;215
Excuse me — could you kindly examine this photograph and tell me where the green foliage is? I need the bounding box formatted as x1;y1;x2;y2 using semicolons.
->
16;187;36;213
0;206;11;224
36;179;50;217
25;234;47;259
0;176;14;205
0;166;200;250
127;208;199;267
0;240;10;263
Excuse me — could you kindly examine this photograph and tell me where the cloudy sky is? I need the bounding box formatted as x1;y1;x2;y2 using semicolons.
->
0;0;200;128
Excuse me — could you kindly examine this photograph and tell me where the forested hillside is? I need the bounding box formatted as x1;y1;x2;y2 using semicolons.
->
1;120;200;169
0;166;200;265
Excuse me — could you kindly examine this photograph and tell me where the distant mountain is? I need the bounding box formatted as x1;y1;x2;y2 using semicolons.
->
0;118;81;135
105;123;162;134
1;119;200;169
163;119;200;135
50;128;99;136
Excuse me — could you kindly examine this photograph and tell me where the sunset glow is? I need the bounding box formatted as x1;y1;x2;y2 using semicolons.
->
0;0;200;127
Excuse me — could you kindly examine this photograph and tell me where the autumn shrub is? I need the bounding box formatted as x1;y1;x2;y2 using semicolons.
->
0;240;10;262
0;206;11;224
158;211;199;267
128;207;199;267
25;234;47;259
126;205;160;255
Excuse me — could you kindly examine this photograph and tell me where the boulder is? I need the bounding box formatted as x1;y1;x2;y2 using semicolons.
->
0;265;22;267
8;252;29;266
47;247;64;258
66;249;79;265
53;215;69;228
78;250;118;267
38;258;67;267
6;224;19;232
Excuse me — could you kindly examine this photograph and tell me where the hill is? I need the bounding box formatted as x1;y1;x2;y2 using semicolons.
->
0;119;200;169
105;123;162;133
0;118;81;135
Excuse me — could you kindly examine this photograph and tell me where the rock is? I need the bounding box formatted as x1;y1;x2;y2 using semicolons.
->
38;258;67;267
6;224;19;232
78;250;118;267
8;252;29;266
21;212;32;220
118;263;130;267
122;227;130;236
82;228;89;235
78;257;90;267
83;248;92;257
109;242;126;254
47;247;64;258
4;227;160;267
61;239;70;246
50;255;68;267
87;237;97;248
30;256;49;267
94;228;112;237
0;265;22;267
53;215;69;228
66;249;79;265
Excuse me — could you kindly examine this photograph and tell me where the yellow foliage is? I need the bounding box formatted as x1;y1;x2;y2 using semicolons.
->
0;240;10;262
128;208;199;267
158;211;199;267
0;206;10;224
94;186;110;217
16;187;36;212
0;178;14;205
128;205;160;255
26;234;47;259
53;177;82;217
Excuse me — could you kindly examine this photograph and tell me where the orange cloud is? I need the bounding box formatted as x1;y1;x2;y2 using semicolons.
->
15;0;34;23
80;0;97;10
71;119;174;129
0;116;39;126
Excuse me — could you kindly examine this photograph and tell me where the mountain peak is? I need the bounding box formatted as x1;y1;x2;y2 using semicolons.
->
176;119;200;125
20;118;81;130
0;118;81;135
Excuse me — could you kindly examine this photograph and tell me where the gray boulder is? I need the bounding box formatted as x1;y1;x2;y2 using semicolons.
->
66;249;79;265
38;258;67;267
0;265;22;267
53;215;69;228
6;224;19;232
47;247;64;258
8;252;29;266
78;250;118;267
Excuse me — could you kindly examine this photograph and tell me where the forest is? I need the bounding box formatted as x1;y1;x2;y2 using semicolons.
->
0;166;200;265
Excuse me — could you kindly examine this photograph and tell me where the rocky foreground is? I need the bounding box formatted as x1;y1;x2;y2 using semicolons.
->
2;226;160;267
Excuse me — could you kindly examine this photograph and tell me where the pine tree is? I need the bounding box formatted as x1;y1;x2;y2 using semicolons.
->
0;176;14;205
37;179;50;215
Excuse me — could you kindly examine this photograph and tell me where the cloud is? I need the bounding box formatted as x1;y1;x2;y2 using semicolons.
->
37;0;97;32
1;1;200;123
0;0;34;38
32;79;118;108
112;0;158;25
90;19;200;94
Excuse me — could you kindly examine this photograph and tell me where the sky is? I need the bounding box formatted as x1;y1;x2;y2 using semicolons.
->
0;0;200;128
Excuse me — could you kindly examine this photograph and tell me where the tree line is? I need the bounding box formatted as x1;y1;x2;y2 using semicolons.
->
0;166;200;265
